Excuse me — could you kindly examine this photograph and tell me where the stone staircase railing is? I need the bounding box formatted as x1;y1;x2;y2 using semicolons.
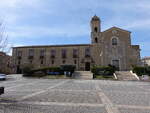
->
115;71;138;81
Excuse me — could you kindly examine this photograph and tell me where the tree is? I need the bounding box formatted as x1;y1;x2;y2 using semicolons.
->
0;21;11;53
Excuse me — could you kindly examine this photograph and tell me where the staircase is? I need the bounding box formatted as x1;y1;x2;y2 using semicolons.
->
115;71;138;81
72;71;93;79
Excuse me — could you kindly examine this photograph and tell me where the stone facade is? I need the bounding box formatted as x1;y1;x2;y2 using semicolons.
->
0;52;12;74
12;16;141;73
141;57;150;66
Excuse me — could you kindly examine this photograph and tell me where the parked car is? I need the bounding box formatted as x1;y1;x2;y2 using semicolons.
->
0;74;6;80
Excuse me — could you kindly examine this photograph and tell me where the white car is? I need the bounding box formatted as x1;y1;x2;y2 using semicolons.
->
0;74;6;80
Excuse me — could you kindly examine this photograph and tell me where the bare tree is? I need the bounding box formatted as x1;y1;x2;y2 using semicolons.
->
0;21;11;54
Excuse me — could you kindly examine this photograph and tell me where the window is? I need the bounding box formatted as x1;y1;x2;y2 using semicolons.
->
51;50;56;58
17;51;22;59
17;51;22;57
18;60;21;65
41;60;43;64
40;50;45;56
51;60;54;64
73;49;78;58
85;48;90;57
30;60;32;64
40;49;45;59
62;49;67;58
112;38;118;45
74;60;77;64
94;27;98;32
29;49;34;57
112;60;119;70
28;49;34;59
62;60;66;64
95;37;98;43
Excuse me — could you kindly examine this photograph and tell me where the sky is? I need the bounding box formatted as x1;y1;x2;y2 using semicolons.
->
0;0;150;57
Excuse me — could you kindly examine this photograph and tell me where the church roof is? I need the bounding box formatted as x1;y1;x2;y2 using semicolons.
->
103;26;131;33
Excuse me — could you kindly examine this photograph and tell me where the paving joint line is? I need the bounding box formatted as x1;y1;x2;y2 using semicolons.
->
116;104;150;110
5;81;41;90
102;90;150;94
18;80;69;101
18;101;105;107
95;83;120;113
49;89;97;92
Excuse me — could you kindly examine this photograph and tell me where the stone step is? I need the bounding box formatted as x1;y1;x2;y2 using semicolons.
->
75;71;92;74
115;71;138;81
73;71;93;79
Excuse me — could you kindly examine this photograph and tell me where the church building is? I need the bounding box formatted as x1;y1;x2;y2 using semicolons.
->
12;16;141;73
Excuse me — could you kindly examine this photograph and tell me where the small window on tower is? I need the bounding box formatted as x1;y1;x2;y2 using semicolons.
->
94;27;98;32
95;37;98;43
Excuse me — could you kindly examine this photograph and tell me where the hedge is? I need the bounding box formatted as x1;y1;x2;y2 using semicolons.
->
91;65;116;76
60;65;76;76
23;65;76;77
60;65;76;72
32;67;62;75
132;66;150;76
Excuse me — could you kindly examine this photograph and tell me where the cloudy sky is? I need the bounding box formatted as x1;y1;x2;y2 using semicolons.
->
0;0;150;57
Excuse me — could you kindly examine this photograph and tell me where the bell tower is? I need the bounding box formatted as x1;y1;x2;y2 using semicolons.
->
91;15;101;44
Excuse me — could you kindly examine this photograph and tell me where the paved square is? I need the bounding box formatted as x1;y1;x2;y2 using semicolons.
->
0;74;150;113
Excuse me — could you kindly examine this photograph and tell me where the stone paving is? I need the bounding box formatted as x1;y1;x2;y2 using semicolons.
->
0;74;150;113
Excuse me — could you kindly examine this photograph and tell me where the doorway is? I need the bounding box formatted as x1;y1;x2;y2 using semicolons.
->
17;65;22;74
85;62;90;71
112;60;120;71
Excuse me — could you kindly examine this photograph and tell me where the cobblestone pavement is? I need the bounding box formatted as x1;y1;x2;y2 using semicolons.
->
0;74;150;113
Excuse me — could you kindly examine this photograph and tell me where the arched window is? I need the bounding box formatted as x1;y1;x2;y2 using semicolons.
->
95;37;98;43
94;27;98;32
112;38;118;45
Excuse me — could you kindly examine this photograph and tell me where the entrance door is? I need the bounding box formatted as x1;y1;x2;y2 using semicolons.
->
17;65;22;74
85;62;90;71
112;60;120;71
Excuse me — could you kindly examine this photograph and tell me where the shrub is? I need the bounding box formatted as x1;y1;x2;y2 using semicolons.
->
32;67;63;75
91;65;116;76
60;65;76;76
133;66;150;76
23;66;63;77
23;65;76;77
146;66;150;75
22;65;34;74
